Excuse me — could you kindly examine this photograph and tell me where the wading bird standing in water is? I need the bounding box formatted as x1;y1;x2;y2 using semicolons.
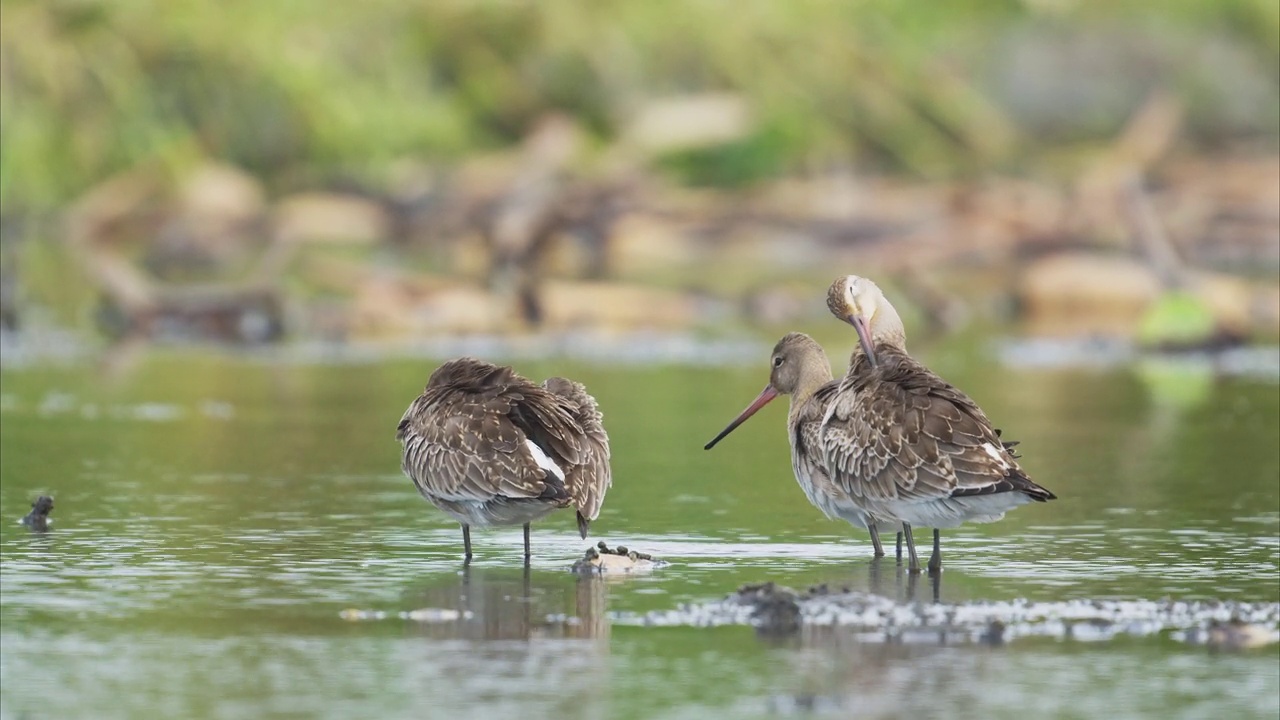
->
823;275;1056;574
397;357;611;564
705;332;903;558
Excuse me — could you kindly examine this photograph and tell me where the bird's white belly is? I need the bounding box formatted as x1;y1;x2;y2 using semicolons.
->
792;460;902;533
883;492;1034;529
425;495;561;528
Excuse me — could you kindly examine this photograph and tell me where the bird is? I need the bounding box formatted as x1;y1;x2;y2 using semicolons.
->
21;495;54;531
705;332;903;558
396;357;611;564
823;274;1056;574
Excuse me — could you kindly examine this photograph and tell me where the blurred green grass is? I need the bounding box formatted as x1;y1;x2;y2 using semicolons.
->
1;0;1276;212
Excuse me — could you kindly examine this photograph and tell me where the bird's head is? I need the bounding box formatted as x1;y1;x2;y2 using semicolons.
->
825;275;905;366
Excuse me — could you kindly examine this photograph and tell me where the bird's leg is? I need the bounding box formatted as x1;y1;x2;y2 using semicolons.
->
462;524;473;565
930;570;941;604
895;532;903;564
523;523;532;565
902;523;921;574
868;526;886;558
927;529;942;576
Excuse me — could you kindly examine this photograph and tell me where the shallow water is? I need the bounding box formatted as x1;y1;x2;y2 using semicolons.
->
1;341;1278;719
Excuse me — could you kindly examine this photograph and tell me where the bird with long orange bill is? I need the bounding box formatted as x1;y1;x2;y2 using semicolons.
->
705;332;903;558
822;275;1057;574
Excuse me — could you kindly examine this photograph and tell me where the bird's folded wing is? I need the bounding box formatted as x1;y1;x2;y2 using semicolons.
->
399;394;552;503
542;378;612;521
820;359;1018;504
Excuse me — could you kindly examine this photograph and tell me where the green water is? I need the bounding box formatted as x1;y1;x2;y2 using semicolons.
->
1;343;1278;719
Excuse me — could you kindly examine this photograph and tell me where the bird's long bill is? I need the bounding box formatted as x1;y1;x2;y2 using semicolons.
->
704;385;780;450
849;313;878;367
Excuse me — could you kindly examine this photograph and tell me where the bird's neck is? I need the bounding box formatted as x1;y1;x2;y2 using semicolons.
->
788;364;833;420
868;302;907;354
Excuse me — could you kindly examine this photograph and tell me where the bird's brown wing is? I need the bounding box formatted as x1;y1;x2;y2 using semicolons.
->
821;349;1045;504
397;370;568;504
507;386;584;470
543;377;612;533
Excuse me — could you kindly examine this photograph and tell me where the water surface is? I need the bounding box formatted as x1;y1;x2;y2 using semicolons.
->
2;343;1277;718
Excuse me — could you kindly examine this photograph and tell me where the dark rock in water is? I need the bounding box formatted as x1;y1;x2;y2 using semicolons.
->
980;620;1007;646
731;583;855;637
735;582;802;636
21;495;54;531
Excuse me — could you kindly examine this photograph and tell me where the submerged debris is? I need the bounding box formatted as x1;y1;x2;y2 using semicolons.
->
402;608;471;623
339;608;386;622
20;496;54;532
1174;619;1279;652
339;607;474;623
571;541;667;575
337;580;1279;650
621;582;1280;647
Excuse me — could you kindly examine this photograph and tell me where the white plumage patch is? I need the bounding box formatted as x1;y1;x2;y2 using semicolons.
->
981;442;1010;469
525;439;565;481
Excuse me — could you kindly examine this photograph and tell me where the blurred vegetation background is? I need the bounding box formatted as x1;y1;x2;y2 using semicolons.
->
0;0;1277;350
3;0;1276;207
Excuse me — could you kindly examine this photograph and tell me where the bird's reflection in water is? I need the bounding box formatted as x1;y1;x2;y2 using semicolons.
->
407;566;611;641
768;637;985;716
866;557;942;604
754;564;998;714
397;568;612;717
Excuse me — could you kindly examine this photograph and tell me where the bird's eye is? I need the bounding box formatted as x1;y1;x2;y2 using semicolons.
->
772;356;784;367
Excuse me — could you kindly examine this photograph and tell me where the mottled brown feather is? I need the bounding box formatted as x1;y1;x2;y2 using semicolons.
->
822;345;1055;506
543;376;612;537
396;358;612;533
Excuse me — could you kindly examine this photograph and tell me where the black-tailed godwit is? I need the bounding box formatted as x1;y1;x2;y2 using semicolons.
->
397;357;611;564
705;332;903;557
824;275;1056;574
